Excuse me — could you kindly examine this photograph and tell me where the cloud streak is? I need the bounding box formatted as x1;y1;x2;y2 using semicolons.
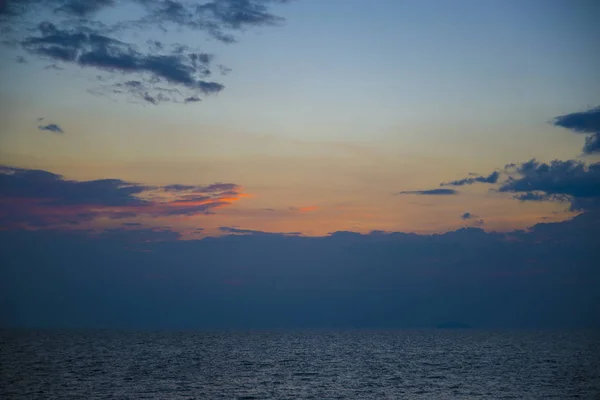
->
397;188;457;196
441;171;499;187
0;165;247;228
219;226;301;236
38;123;64;133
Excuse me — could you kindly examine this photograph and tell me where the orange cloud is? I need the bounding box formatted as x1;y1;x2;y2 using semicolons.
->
0;165;250;230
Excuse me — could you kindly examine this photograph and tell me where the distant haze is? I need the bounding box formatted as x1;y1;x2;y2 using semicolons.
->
2;212;598;329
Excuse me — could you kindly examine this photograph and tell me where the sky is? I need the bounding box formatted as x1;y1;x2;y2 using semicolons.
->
0;0;599;329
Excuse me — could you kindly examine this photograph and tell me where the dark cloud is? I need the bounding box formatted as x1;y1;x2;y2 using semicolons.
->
397;188;458;196
552;106;600;154
139;0;289;43
21;22;223;104
196;0;287;31
441;171;499;186
583;133;600;154
1;0;290;104
553;106;600;134
38;123;64;133
514;192;550;202
219;226;301;236
0;166;149;206
461;212;484;226
0;165;246;228
162;182;240;193
56;0;116;17
163;184;197;192
196;183;240;193
498;159;600;211
184;96;201;103
1;211;598;329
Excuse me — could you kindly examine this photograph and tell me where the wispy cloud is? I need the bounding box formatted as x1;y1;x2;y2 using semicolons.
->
219;226;301;236
441;171;499;187
461;212;484;226
37;122;64;133
396;188;457;196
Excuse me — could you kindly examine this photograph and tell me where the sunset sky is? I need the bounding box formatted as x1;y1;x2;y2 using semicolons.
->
1;0;599;329
1;0;598;237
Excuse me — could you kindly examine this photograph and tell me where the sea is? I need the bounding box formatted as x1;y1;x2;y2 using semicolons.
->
1;330;599;399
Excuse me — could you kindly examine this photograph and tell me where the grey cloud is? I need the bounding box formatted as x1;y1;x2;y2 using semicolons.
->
0;165;245;228
583;133;600;154
553;106;600;134
1;0;290;104
441;171;499;187
514;192;551;202
164;184;197;192
0;166;149;207
140;0;289;43
397;188;458;196
56;0;116;17
163;182;240;193
38;123;64;133
499;159;600;211
22;22;223;103
196;183;240;193
184;96;201;103
461;212;484;226
219;226;301;236
552;106;600;154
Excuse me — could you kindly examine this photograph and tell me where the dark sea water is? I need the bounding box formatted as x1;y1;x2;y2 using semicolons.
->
1;330;599;399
